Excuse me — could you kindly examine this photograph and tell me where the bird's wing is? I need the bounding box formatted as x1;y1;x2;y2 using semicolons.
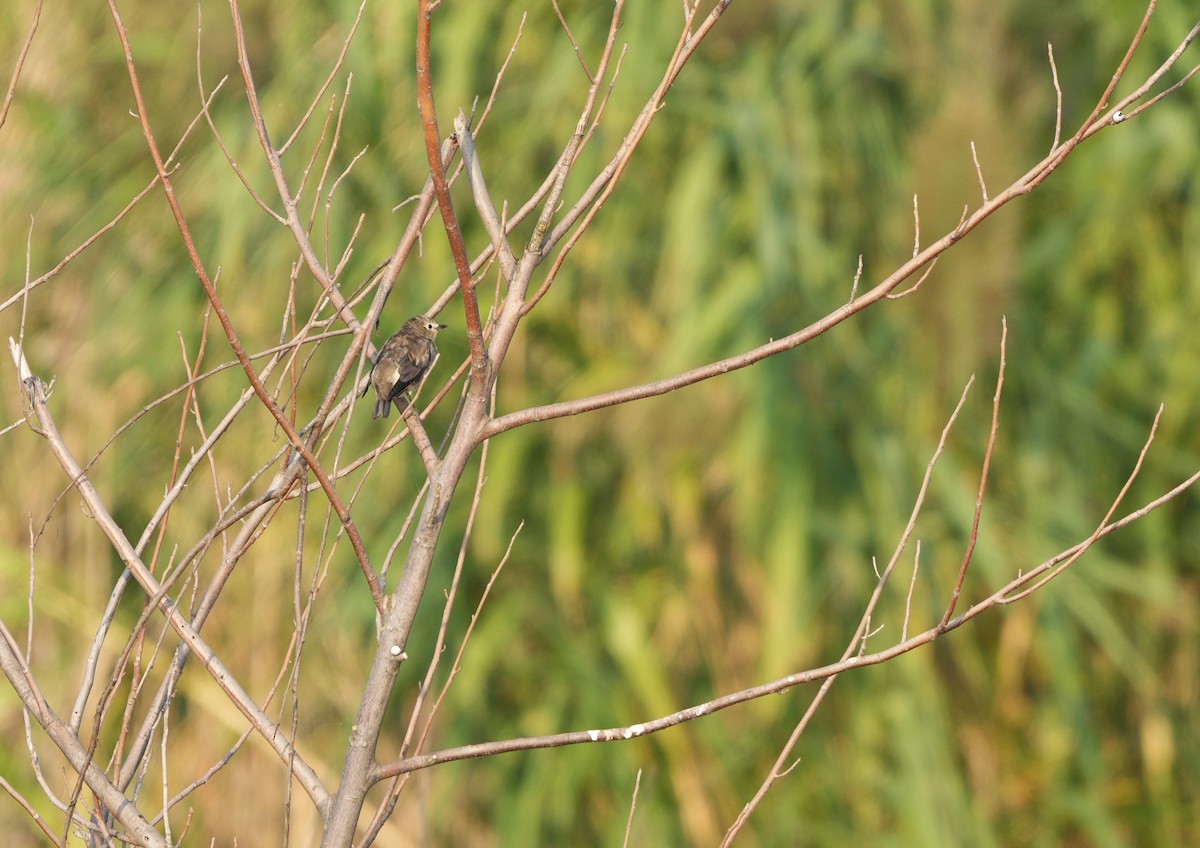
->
396;337;434;383
373;356;401;389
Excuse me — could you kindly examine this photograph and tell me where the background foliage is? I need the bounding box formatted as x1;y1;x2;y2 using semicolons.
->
1;0;1197;845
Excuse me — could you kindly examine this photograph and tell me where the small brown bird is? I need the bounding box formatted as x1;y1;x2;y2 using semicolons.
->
369;315;446;419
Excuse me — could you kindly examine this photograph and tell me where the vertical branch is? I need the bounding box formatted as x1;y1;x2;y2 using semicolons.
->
939;319;1007;627
321;12;503;836
415;0;488;400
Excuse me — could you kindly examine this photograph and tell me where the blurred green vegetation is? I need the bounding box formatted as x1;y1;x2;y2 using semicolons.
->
1;0;1198;845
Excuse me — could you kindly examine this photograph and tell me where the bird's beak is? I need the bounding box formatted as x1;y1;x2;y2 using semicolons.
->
436;323;448;330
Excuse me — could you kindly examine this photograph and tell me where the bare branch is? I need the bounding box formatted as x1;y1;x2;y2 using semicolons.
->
848;254;864;302
483;11;1199;441
886;256;938;300
0;773;62;847
902;541;922;642
280;0;368;154
415;0;488;388
1;82;225;317
1001;403;1164;604
375;459;1199;779
552;0;594;81
621;770;643;848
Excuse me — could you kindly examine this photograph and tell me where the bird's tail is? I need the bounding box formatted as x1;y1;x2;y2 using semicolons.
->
372;395;410;419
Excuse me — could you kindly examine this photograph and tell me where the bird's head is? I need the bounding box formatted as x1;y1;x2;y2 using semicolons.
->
407;315;447;337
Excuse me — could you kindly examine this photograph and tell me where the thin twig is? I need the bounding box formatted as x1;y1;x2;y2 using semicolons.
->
280;0;368;153
971;141;989;202
621;770;643;848
0;774;62;847
1047;43;1063;151
1121;59;1200;122
552;0;594;81
473;13;527;132
912;193;921;257
2;83;222;317
848;254;864;303
902;540;921;642
0;0;43;132
885;256;938;300
939;317;1006;628
1001;403;1164;604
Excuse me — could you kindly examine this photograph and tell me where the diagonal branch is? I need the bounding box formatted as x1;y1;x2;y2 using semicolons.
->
8;346;330;813
454;112;516;282
374;457;1200;781
725;317;1007;842
0;0;42;133
0;620;165;848
479;8;1199;442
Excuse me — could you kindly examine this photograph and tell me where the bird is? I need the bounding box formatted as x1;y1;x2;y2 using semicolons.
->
368;315;447;419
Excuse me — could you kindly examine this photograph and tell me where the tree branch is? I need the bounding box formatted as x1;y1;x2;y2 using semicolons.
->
480;12;1198;441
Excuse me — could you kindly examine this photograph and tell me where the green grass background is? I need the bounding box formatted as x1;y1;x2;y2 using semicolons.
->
1;1;1197;845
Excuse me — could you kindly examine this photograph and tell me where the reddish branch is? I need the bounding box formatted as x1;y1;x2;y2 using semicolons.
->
416;0;488;400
